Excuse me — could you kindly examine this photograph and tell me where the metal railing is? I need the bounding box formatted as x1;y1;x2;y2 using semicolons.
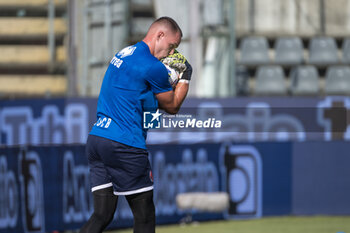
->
48;0;56;72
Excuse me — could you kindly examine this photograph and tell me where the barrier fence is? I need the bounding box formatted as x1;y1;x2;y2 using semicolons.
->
1;97;350;232
1;96;350;147
1;141;350;232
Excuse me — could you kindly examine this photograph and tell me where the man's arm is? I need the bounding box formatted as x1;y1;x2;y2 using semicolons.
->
157;51;192;114
156;82;189;114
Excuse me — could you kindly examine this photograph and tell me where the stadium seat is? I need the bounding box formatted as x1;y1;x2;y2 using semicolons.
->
275;37;304;65
325;66;350;95
308;37;339;65
239;36;270;65
342;38;350;63
290;66;319;95
254;65;287;95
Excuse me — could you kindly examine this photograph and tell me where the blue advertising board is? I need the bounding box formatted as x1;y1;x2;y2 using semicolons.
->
0;142;296;232
292;141;350;215
1;96;350;146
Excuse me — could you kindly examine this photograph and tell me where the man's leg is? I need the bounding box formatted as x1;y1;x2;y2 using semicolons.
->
79;187;118;233
126;190;155;233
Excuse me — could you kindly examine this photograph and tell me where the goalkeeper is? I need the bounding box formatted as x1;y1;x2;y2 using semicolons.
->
80;16;192;233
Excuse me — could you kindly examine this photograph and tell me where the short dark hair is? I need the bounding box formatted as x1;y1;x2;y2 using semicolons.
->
153;16;183;38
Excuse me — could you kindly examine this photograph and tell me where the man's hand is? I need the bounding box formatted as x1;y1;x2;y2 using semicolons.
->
180;60;192;82
161;50;192;82
157;50;191;114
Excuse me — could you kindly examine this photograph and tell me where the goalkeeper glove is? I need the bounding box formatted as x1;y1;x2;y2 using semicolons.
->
161;50;192;83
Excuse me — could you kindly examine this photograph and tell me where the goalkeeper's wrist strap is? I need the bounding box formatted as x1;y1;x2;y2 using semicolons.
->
178;79;190;84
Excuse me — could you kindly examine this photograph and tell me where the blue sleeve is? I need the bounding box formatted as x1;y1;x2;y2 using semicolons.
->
146;62;173;94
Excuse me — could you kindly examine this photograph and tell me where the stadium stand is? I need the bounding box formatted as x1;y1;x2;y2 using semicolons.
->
274;37;304;66
235;35;350;96
0;17;66;39
290;66;319;96
254;65;287;96
0;1;348;98
0;46;66;66
0;75;66;97
0;0;67;98
308;36;339;66
0;0;66;8
239;36;270;66
324;65;350;95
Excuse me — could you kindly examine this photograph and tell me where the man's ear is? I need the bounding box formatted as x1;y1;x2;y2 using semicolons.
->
157;31;165;40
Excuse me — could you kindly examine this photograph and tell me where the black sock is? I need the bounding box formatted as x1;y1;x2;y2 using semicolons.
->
79;187;118;233
126;190;155;233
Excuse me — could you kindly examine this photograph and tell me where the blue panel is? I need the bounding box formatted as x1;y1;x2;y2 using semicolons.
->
2;96;350;146
1;140;349;232
0;98;97;146
253;142;292;215
149;143;224;223
0;142;293;232
292;141;350;215
0;147;22;233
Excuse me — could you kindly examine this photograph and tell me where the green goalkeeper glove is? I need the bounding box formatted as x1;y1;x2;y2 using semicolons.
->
161;50;192;82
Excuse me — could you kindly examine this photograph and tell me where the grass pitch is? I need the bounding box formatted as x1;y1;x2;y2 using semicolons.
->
111;216;350;233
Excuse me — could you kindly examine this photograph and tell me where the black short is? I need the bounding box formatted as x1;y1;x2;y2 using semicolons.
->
86;134;153;195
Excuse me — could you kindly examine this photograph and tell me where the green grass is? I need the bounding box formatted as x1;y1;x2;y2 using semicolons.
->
110;216;350;233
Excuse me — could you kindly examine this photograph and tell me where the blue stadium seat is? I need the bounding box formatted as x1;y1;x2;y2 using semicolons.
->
239;36;270;65
325;66;350;95
254;65;286;95
309;37;339;65
290;66;319;95
342;38;350;63
275;37;304;65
